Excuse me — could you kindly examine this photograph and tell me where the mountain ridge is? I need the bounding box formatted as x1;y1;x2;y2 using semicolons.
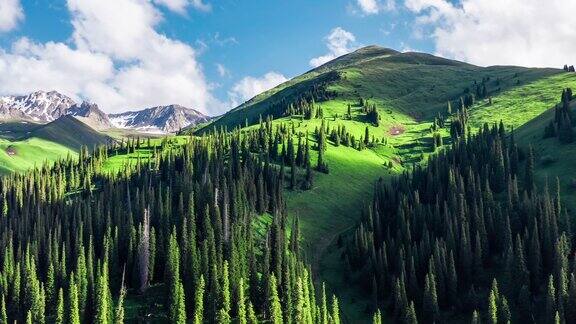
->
109;104;211;133
0;90;210;133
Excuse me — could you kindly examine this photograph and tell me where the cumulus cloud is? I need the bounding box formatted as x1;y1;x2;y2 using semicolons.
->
405;0;576;68
356;0;395;15
0;0;219;114
0;0;24;32
309;27;359;67
229;72;288;107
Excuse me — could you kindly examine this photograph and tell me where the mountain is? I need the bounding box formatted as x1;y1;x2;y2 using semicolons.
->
191;45;576;321
27;115;113;150
198;45;560;133
0;90;210;133
0;90;112;129
0;90;75;122
67;101;113;130
109;104;211;133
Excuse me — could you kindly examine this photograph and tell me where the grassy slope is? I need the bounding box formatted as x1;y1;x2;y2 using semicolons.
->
194;47;576;322
514;99;576;213
0;116;112;175
0;137;75;174
468;73;576;129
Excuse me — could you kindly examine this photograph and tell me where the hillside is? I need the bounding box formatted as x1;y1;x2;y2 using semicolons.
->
27;115;113;150
0;116;113;175
199;46;561;133
190;46;576;322
515;97;576;211
2;45;576;322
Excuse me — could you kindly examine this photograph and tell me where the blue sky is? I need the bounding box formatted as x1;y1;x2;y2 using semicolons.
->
0;0;574;115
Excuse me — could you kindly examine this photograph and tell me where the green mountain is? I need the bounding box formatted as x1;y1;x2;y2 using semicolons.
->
193;46;576;321
2;46;576;323
201;46;562;132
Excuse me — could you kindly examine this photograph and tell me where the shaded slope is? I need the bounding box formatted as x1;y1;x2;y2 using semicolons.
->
27;115;113;150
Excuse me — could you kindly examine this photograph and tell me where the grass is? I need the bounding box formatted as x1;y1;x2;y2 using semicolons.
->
0;137;76;174
468;73;576;130
514;100;576;213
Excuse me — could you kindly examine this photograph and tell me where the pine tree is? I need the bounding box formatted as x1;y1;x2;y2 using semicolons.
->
404;301;418;324
237;278;247;324
115;275;126;324
372;309;382;324
1;295;7;324
471;310;480;324
267;274;283;324
488;288;498;324
95;270;111;324
524;146;535;193
547;275;557;324
422;273;438;322
321;284;329;324
193;275;205;324
331;295;340;324
170;280;186;324
68;276;81;324
217;261;231;324
499;296;511;324
247;302;258;324
56;288;64;324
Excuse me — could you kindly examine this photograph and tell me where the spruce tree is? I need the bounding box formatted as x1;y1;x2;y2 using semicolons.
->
488;288;498;324
56;288;64;324
237;278;247;324
524;146;535;193
372;309;382;324
68;276;81;324
267;274;283;324
1;295;7;324
331;295;340;324
193;275;205;324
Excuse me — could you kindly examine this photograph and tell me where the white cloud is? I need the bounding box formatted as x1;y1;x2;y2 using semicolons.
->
309;27;359;67
357;0;379;14
355;0;395;15
0;0;24;32
216;63;229;77
0;0;220;115
153;0;211;13
229;72;288;107
405;0;576;68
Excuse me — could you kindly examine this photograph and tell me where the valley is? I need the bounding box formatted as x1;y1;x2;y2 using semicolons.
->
1;46;576;323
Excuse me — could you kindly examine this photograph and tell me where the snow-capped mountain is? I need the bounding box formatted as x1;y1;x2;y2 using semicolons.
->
0;90;112;129
0;90;211;133
109;104;211;133
0;90;76;122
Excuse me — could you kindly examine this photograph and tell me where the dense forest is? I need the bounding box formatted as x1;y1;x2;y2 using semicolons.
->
346;120;576;323
0;133;341;323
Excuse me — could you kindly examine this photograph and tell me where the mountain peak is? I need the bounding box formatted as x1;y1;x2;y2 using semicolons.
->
109;104;211;133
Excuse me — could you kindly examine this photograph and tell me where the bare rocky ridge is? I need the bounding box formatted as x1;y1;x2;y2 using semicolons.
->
109;104;211;133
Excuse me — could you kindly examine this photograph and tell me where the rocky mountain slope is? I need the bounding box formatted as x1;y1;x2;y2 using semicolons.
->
0;91;210;133
109;104;211;133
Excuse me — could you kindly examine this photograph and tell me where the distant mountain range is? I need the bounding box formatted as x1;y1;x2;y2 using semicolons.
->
0;90;210;133
109;104;211;134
